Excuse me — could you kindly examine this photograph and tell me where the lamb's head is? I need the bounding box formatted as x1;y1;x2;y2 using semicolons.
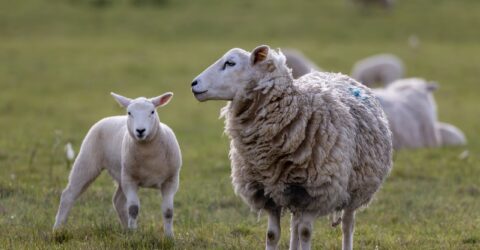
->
111;92;173;142
191;45;290;102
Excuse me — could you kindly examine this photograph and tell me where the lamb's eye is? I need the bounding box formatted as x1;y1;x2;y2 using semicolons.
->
151;110;154;114
222;61;236;70
128;112;131;116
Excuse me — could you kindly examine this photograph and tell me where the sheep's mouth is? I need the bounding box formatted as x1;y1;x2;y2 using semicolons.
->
192;89;208;95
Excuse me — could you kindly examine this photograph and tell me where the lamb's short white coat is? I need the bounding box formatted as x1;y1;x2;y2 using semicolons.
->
351;53;404;87
53;92;181;238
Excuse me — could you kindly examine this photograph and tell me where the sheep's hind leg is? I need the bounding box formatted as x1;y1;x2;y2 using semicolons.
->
112;186;128;228
289;213;300;250
265;207;281;250
53;157;102;229
298;212;315;250
341;209;355;250
160;177;178;238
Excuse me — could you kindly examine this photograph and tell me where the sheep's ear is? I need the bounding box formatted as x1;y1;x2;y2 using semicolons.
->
111;92;132;108
151;92;173;108
251;45;270;65
427;81;439;92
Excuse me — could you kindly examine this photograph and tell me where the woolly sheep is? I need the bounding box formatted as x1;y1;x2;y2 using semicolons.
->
351;54;404;87
53;92;181;238
437;122;467;146
191;45;393;250
283;49;323;79
373;78;441;149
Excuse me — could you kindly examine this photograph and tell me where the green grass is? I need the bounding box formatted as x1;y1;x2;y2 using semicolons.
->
1;0;479;249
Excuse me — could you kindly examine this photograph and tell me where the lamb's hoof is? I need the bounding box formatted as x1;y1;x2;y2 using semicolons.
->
331;217;342;227
128;219;138;229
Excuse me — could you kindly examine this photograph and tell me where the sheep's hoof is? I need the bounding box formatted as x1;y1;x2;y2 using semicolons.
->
128;218;138;229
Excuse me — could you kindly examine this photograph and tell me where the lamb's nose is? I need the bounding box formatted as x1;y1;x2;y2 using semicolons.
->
191;80;198;87
136;129;146;135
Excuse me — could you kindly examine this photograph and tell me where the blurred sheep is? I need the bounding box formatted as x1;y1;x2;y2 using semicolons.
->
351;54;404;87
437;122;467;146
283;49;323;79
352;0;395;9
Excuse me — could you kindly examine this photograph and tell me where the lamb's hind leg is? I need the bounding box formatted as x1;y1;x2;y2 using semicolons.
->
265;207;281;250
112;186;128;228
53;156;102;229
341;209;356;250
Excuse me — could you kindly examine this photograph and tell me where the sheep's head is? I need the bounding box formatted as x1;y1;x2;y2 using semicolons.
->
191;45;289;102
111;92;173;142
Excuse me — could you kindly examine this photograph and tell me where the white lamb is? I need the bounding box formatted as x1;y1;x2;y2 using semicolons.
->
283;49;323;79
53;92;182;238
351;53;404;87
191;45;393;250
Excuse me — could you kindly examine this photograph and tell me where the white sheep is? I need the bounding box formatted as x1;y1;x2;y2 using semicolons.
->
283;49;323;79
373;78;441;149
191;45;393;250
437;122;467;146
53;92;181;238
351;53;404;87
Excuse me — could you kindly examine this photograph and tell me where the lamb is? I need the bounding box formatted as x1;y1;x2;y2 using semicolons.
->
191;45;393;250
351;54;404;87
53;92;182;238
283;49;323;79
437;122;467;146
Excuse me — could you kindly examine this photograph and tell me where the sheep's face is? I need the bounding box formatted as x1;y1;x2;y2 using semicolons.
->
191;45;288;101
111;92;173;142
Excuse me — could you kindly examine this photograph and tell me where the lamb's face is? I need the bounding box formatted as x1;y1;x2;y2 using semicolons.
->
191;45;287;101
111;92;173;142
126;99;159;141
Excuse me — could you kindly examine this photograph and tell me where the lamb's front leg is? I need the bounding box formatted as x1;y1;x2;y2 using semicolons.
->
160;176;179;238
265;207;281;250
341;209;356;250
121;180;140;229
289;213;300;250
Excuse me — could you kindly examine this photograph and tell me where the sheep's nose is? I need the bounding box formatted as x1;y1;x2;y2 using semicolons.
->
136;129;146;135
191;80;198;87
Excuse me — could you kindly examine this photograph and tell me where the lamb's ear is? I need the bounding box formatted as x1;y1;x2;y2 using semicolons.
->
427;81;439;92
151;92;173;108
250;45;270;65
111;92;132;108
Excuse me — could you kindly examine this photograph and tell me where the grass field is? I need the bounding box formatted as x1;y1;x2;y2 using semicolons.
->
1;0;479;249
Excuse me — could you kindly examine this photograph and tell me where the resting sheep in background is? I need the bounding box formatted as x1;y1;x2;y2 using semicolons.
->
53;92;182;238
191;45;393;250
437;122;467;146
283;49;323;79
373;78;441;149
351;53;404;87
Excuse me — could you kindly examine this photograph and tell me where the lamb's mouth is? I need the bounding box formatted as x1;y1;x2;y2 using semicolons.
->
192;89;208;96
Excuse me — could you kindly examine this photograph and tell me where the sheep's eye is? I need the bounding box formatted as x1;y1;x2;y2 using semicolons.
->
151;110;154;114
222;61;236;70
127;112;131;116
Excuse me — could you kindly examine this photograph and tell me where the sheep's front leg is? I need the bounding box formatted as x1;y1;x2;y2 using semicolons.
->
160;176;179;238
289;213;300;250
122;180;140;229
341;209;356;250
265;207;281;250
298;212;315;250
